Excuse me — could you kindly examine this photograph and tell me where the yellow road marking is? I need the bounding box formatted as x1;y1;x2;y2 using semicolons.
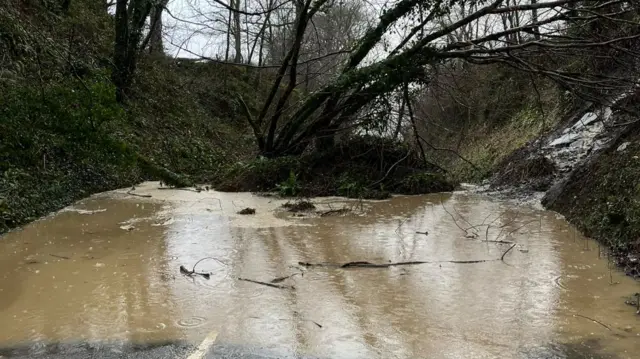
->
186;331;219;359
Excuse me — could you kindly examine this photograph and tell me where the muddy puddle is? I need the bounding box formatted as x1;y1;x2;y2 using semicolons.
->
0;182;638;358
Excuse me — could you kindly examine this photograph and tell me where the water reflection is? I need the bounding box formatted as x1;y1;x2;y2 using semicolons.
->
0;183;638;359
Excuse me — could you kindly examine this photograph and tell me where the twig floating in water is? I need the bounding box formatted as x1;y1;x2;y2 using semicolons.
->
179;265;210;279
482;239;514;244
309;320;323;328
192;257;227;272
50;254;70;260
572;314;612;331
415;231;429;235
270;273;301;283
320;208;350;217
126;189;152;198
298;259;493;268
501;244;517;261
238;277;295;290
554;275;568;290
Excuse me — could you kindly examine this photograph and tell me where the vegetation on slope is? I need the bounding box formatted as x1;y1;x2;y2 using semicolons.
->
215;135;454;199
0;0;452;233
0;0;260;232
413;64;563;183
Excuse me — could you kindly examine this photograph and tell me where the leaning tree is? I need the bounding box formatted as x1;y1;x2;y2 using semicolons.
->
239;0;639;157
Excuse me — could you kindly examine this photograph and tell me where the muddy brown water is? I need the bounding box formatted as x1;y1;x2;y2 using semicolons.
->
0;182;638;358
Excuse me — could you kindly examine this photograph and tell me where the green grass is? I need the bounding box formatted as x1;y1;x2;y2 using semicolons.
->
442;105;559;183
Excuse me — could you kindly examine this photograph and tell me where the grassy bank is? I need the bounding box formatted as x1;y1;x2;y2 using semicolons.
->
442;106;559;183
415;64;562;183
0;0;258;233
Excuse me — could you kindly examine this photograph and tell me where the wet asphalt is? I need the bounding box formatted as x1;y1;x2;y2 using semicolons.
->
0;341;617;359
0;342;322;359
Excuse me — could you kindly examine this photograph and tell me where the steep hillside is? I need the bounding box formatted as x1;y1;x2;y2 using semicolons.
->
0;0;264;232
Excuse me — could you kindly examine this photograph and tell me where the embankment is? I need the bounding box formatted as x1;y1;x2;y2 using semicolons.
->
0;0;260;233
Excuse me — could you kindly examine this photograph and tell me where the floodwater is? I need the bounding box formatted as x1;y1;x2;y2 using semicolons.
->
0;182;638;358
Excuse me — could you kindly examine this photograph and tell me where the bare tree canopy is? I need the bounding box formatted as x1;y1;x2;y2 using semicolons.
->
113;0;640;155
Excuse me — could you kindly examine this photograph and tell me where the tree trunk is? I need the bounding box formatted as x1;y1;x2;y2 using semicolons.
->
112;0;152;103
225;5;232;61
148;0;168;55
531;0;540;40
233;0;243;63
393;97;406;140
113;0;130;103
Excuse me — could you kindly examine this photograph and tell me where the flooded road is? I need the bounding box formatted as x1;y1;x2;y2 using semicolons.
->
0;182;638;359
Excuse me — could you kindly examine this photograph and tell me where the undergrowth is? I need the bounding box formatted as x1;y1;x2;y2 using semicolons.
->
0;0;261;233
214;135;455;199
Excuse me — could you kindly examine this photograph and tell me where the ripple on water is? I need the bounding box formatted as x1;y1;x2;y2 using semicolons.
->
176;316;207;328
190;267;230;290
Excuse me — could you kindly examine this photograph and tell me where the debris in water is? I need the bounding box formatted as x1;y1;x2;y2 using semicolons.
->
624;293;640;314
501;244;517;261
320;207;350;217
237;208;256;215
49;254;70;260
282;201;316;212
127;188;152;198
572;314;612;331
179;265;210;279
179;257;226;279
270;271;302;283
60;208;107;215
415;231;429;235
238;277;294;290
119;224;135;231
300;245;517;269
